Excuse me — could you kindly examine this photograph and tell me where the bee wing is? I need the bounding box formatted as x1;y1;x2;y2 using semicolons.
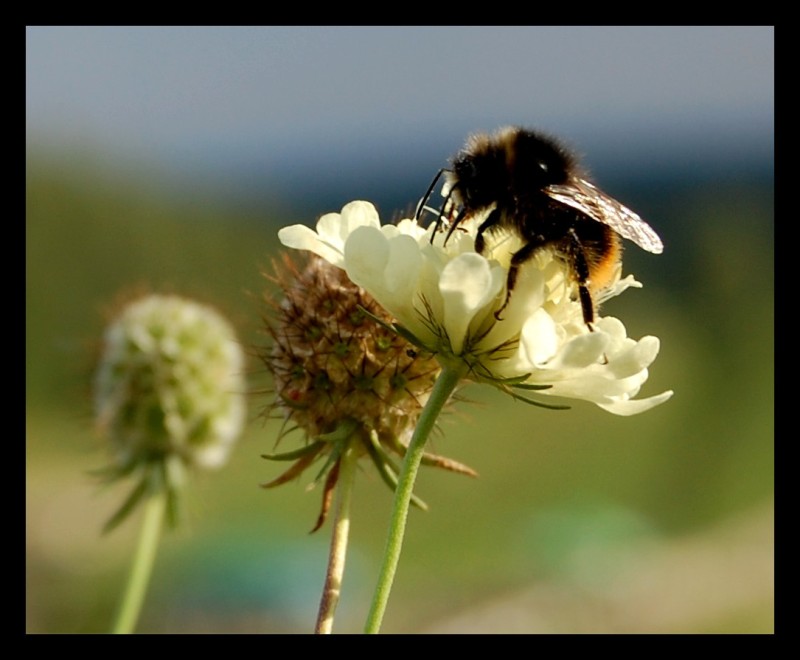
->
545;178;664;254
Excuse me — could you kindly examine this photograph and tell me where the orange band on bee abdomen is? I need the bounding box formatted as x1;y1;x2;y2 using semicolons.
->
587;234;623;294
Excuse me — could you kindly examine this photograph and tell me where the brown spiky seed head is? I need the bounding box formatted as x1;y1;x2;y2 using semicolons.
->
264;253;441;450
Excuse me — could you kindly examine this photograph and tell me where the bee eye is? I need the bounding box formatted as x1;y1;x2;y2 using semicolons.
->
465;160;479;180
455;182;471;204
454;157;477;183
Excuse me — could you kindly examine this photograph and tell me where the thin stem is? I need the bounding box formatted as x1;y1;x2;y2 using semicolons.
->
314;444;358;634
364;364;464;634
110;486;167;634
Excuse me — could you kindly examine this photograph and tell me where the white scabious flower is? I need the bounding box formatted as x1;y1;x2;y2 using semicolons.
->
279;201;672;415
95;294;246;471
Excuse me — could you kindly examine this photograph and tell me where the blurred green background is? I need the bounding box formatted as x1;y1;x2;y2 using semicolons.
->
27;27;773;634
26;153;773;634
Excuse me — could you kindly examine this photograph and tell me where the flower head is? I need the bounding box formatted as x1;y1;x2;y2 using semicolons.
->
94;294;246;530
261;252;476;531
95;294;246;468
279;201;672;415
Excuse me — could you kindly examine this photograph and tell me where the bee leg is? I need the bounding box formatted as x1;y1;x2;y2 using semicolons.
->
567;236;609;363
442;206;467;246
566;228;596;330
577;283;595;328
494;239;542;321
474;208;502;254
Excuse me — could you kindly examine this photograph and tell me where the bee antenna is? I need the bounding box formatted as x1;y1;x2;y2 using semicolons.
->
429;186;456;245
415;168;447;222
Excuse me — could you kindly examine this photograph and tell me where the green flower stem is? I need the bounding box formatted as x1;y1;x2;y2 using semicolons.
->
111;487;167;634
315;445;358;634
364;363;465;634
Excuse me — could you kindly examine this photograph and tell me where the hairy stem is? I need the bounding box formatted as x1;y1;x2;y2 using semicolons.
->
111;486;166;634
364;364;464;633
315;445;358;634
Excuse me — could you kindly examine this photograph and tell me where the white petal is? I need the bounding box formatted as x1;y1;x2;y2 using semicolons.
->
384;234;425;296
439;253;503;354
545;371;648;400
345;226;424;299
518;309;560;366
315;212;349;245
546;331;610;370
278;202;380;269
278;224;346;266
343;225;390;287
606;335;661;379
477;263;549;355
594;316;627;341
597;390;674;416
393;218;430;241
344;226;429;339
336;200;381;234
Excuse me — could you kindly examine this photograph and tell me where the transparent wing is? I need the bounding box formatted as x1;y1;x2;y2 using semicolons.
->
546;178;664;254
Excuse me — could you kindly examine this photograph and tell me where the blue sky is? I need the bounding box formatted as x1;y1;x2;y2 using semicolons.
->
27;26;774;202
27;27;772;145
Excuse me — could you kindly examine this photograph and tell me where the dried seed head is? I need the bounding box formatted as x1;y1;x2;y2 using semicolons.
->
261;253;475;530
265;252;441;448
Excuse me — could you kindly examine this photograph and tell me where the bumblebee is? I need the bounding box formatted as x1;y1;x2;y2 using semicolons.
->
416;126;663;326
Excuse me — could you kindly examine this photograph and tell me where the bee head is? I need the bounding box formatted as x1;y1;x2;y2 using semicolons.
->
450;137;509;209
448;128;575;211
448;152;500;209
